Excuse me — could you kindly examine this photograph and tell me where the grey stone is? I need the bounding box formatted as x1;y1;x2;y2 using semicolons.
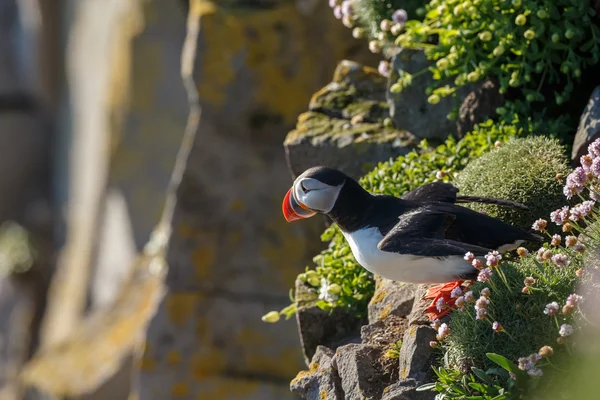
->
368;278;417;324
572;86;600;161
334;344;387;400
381;378;435;400
296;280;366;365
285;60;417;181
398;325;437;380
388;49;472;141
408;284;437;326
360;314;408;347
456;80;504;137
290;346;344;400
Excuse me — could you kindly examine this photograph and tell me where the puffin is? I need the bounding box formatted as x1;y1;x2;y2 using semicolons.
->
282;166;543;319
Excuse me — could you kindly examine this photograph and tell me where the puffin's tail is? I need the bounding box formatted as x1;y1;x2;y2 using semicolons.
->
456;196;529;210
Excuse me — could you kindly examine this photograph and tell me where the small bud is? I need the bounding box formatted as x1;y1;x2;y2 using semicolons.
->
524;276;536;286
342;15;354;28
512;0;522;6
380;19;392;32
352;27;365;39
428;94;441;105
478;31;492;41
562;304;575;315
390;23;403;35
368;40;382;54
517;247;529;258
555;173;563;182
524;29;536;40
481;287;491;298
261;311;280;323
493;45;505;57
390;83;403;94
429;340;439;348
562;223;574;233
522;287;531;294
565;29;575;39
436;170;446;180
556;337;565;344
537;9;548;19
552;33;560;43
308;276;320;286
515;14;526;26
576;269;584;278
494;141;502;148
539;346;553;358
542;250;553;260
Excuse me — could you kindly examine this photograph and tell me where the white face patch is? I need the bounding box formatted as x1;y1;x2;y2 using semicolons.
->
293;178;344;213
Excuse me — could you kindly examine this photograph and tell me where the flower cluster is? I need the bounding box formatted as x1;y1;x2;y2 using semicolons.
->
518;353;543;377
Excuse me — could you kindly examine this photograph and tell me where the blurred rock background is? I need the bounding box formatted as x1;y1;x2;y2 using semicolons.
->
0;0;384;399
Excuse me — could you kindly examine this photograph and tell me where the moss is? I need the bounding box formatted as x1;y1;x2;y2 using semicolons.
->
455;136;571;233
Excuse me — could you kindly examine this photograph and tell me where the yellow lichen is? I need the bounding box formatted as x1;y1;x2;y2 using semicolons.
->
379;304;393;320
370;289;387;305
166;293;198;326
171;381;190;397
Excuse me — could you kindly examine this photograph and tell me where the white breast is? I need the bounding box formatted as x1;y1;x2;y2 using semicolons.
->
341;227;475;283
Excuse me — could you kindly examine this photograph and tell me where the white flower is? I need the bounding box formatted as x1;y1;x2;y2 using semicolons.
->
559;324;574;337
318;278;338;302
437;323;450;339
464;252;475;262
544;302;559;316
430;319;441;330
551;254;570;268
477;268;493;282
464;291;474;303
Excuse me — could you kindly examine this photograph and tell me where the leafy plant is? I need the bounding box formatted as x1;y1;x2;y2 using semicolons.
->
391;0;600;120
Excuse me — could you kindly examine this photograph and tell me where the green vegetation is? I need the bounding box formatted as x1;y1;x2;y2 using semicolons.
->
455;137;570;231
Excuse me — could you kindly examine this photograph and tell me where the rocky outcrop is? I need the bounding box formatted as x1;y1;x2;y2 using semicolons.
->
292;280;436;400
572;86;600;162
456;80;504;137
284;60;416;180
388;49;472;142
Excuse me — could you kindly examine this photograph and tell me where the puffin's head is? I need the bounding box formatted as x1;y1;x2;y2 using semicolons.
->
282;166;348;222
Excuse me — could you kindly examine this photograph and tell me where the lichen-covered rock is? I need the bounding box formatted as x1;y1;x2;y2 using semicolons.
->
296;280;365;365
572;86;600;162
381;378;435;400
334;344;389;400
360;314;407;347
398;325;436;382
367;277;416;324
388;49;472;141
456;80;504;137
290;346;343;400
285;60;416;180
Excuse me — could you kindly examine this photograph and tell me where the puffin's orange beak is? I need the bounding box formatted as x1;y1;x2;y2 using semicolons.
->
282;187;316;222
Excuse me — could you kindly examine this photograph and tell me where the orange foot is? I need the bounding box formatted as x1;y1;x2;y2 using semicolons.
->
424;280;471;321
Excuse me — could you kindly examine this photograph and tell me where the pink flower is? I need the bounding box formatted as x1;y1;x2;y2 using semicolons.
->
378;61;391;77
481;287;491;298
464;291;474;303
565;236;578;247
580;200;595;216
551;254;570;267
551;234;561;247
559;324;574;337
492;321;502;332
464;252;475;262
430;319;441;330
550;207;570;225
437;323;450;339
475;296;490;310
476;307;487;320
588;139;600;158
340;0;353;16
485;251;502;267
581;155;593;172
544;301;559;316
524;276;536;286
591;158;600;178
518;357;534;371
574;242;586;252
532;219;548;232
451;286;463;298
455;296;465;309
472;259;483;269
477;268;493;282
536;247;546;262
528;368;543;377
563;168;587;199
566;294;582;306
435;297;447;312
333;6;343;19
392;9;408;24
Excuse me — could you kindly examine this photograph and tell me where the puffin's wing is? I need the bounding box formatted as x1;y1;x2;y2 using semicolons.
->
377;207;492;257
400;182;458;203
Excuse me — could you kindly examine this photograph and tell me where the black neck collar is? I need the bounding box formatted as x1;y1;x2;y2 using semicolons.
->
325;179;375;233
